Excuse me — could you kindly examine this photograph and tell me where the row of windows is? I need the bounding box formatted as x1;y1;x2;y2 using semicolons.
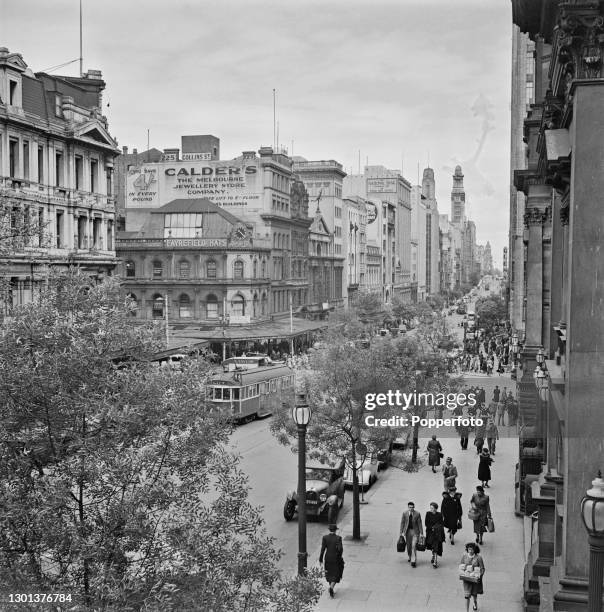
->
7;139;111;194
273;233;290;249
272;196;289;213
125;259;267;280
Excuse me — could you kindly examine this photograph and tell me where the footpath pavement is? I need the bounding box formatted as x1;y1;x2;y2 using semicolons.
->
310;374;524;612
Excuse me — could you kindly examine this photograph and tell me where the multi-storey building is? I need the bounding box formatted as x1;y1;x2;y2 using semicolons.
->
421;167;441;296
120;141;311;318
450;165;466;224
439;214;462;292
343;196;367;304
462;219;477;284
410;185;427;302
0;48;119;313
344;166;412;303
509;25;535;334
512;1;604;608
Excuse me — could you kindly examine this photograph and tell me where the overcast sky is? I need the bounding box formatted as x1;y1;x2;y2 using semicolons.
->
2;0;513;267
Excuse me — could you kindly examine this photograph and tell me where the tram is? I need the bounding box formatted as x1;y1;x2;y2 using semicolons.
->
206;364;295;423
221;354;285;372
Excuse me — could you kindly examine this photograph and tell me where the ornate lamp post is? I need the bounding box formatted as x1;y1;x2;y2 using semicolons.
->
511;332;519;368
536;346;545;367
292;393;312;575
581;472;604;612
534;368;549;464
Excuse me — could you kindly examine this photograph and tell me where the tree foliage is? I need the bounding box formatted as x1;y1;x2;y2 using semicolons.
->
354;290;386;324
475;296;507;331
0;271;321;611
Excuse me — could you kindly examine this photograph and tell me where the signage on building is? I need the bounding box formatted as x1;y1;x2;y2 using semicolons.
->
182;152;212;161
165;238;227;248
126;159;262;209
367;178;397;193
161;153;178;162
365;201;377;224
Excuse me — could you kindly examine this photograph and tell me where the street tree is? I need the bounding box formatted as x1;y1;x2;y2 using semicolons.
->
475;295;507;331
354;290;387;325
0;270;321;611
271;334;438;540
390;295;417;324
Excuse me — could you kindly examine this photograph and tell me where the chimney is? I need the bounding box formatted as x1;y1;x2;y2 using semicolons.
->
122;146;128;155
133;148;138;155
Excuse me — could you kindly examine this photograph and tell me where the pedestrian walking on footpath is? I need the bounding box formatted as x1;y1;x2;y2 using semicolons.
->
427;434;443;473
474;420;486;455
319;524;344;598
460;542;486;611
458;421;470;450
485;419;499;455
442;487;463;544
470;486;492;545
478;447;494;487
442;456;458;489
425;502;446;568
400;501;423;567
492;385;500;404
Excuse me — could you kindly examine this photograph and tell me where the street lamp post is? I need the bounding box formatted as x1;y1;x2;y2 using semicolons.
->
292;393;312;576
581;472;604;612
534;368;549;465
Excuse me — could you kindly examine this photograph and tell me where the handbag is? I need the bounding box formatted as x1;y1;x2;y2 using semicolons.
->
439;452;444;459
396;534;406;552
457;518;463;530
487;517;495;532
416;535;426;551
468;506;480;521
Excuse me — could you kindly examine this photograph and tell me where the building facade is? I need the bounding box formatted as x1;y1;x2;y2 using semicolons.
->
421;167;441;296
512;1;604;609
0;48;119;313
410;185;427;302
121;141;311;318
450;165;466;224
509;25;535;334
117;198;271;322
343;196;367;304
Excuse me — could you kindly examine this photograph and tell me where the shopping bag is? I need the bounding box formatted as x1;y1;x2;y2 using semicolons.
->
416;535;426;551
487;517;495;533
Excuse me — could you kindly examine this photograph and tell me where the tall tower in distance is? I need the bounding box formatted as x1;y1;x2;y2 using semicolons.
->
450;165;465;224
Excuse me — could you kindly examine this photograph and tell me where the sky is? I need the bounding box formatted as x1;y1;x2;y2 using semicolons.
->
1;0;513;268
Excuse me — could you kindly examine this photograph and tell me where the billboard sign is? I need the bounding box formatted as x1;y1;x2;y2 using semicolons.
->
367;178;397;193
126;159;263;208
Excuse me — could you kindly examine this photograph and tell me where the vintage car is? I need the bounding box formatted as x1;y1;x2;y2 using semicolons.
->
343;456;379;491
283;460;345;522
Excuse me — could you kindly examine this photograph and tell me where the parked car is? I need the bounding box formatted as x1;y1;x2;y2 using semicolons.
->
392;430;411;450
343;456;379;491
376;439;395;470
283;460;345;522
456;304;467;315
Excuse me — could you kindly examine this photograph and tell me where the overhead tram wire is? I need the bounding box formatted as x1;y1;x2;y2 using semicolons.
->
40;58;80;73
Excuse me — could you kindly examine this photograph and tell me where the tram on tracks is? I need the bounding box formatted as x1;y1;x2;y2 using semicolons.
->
206;364;295;424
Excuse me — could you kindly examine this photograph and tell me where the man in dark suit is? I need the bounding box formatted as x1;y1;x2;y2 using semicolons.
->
400;501;424;567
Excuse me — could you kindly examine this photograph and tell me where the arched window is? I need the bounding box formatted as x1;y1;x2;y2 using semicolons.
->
232;293;245;316
206;294;218;319
253;259;258;279
206;260;217;279
125;260;135;278
126;292;137;317
179;260;190;279
253;293;258;317
152;260;163;278
233;260;244;280
152;294;164;318
179;293;192;318
261;259;266;278
317;243;322;257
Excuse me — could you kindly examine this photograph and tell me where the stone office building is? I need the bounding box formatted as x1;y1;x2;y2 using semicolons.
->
0;47;119;312
512;1;604;609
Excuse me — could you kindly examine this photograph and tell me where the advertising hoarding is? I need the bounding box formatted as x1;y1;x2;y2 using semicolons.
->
126;159;263;209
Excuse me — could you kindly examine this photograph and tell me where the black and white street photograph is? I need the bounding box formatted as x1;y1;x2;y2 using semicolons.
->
1;1;603;610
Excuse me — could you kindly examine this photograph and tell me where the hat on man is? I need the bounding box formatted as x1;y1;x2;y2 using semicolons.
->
328;524;338;532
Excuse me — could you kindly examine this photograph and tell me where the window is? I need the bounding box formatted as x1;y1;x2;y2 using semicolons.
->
206;260;217;279
37;146;44;184
90;159;98;192
206;294;218;319
23;141;29;180
92;218;102;249
179;260;190;279
153;260;163;278
152;295;164;318
106;168;113;196
55;95;63;117
77;216;87;249
261;260;266;277
9;80;17;105
106;220;113;251
55;151;64;187
9;138;18;178
125;260;136;278
37;208;44;246
56;211;64;248
253;259;257;278
164;213;203;238
75;156;83;190
179;293;192;318
232;294;245;316
233;260;244;280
